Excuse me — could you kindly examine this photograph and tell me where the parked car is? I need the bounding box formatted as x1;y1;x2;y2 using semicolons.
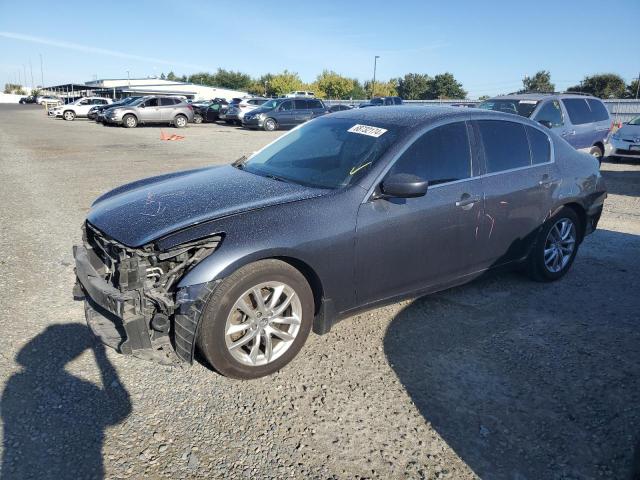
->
193;99;229;124
49;97;113;121
36;95;62;105
360;96;404;108
242;98;328;131
73;106;606;379
222;97;268;125
328;104;354;113
104;96;194;128
478;93;612;161
219;98;244;124
88;97;141;121
607;115;640;162
19;96;37;104
285;91;315;98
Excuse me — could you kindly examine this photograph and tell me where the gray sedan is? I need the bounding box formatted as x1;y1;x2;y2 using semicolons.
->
105;95;194;128
73;107;606;379
608;115;640;161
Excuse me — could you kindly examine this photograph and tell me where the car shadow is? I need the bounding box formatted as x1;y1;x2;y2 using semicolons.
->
601;168;640;197
384;229;640;479
1;324;132;480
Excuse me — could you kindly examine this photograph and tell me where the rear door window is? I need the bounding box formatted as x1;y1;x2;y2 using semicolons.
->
586;99;610;122
389;121;471;185
279;101;294;111
477;120;531;173
526;126;551;165
561;98;593;125
160;97;177;106
294;99;309;110
533;100;564;127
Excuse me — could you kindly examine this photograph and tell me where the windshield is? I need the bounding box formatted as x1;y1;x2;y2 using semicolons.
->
628;116;640;126
260;99;279;109
370;98;384;105
240;117;405;189
478;99;540;117
129;97;145;106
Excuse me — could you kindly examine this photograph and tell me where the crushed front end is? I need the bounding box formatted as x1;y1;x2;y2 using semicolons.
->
73;222;221;365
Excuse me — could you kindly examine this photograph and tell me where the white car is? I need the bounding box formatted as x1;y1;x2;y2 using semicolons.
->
50;97;113;121
36;95;62;105
220;97;268;124
285;91;315;98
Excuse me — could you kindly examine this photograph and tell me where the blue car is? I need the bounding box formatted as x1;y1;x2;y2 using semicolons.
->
479;93;611;162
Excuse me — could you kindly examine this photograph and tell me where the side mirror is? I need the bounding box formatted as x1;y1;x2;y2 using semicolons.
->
380;173;429;199
537;119;552;129
139;103;146;108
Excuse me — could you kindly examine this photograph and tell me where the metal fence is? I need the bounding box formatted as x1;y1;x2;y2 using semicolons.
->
324;98;640;123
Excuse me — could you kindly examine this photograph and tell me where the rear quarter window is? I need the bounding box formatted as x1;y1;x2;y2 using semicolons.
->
526;126;551;164
586;99;610;122
308;99;323;109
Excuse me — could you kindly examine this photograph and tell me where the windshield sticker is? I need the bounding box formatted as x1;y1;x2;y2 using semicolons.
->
519;100;538;104
349;162;372;176
348;124;388;137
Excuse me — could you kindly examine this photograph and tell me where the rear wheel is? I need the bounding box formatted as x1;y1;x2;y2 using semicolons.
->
527;207;580;282
196;260;313;379
174;114;188;128
263;118;277;131
63;110;76;121
122;114;138;128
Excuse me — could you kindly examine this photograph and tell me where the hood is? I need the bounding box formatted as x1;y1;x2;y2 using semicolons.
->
616;123;640;139
87;165;328;247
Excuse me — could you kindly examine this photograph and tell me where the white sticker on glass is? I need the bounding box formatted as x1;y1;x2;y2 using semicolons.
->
347;124;388;137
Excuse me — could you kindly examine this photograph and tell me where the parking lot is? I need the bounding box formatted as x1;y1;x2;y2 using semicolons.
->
0;104;639;479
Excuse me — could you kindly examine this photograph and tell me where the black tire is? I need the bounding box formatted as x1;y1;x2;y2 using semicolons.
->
606;155;619;163
174;114;188;128
196;259;314;379
122;114;137;128
63;110;76;121
263;118;277;131
526;207;581;282
589;145;603;164
193;113;203;124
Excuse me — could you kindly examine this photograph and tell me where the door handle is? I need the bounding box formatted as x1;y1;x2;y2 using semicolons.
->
456;194;481;209
561;130;576;137
538;174;557;187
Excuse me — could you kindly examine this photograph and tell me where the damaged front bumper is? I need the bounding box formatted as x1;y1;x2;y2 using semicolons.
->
73;223;221;366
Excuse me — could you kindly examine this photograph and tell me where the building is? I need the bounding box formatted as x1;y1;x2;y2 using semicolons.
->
40;77;249;101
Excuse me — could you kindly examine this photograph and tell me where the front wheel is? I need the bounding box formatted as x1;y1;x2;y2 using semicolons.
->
526;207;580;282
63;110;76;121
263;118;277;131
174;114;188;128
196;260;313;379
193;113;203;124
589;145;603;164
122;114;137;128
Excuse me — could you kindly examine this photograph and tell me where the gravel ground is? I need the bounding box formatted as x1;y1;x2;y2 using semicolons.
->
0;104;639;480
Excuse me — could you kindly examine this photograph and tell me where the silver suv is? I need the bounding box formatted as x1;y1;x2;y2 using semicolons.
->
105;96;194;128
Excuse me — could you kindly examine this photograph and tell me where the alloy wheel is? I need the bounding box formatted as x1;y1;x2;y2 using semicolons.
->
543;218;576;273
224;282;302;366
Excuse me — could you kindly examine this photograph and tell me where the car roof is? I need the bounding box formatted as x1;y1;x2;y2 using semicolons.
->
487;92;601;101
329;105;542;129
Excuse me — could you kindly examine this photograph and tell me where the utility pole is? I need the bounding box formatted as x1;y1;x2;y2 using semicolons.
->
39;54;44;88
127;70;130;88
635;71;640;100
22;65;27;89
29;60;34;90
371;55;380;99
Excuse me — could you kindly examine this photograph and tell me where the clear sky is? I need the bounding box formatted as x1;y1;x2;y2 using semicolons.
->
1;0;638;99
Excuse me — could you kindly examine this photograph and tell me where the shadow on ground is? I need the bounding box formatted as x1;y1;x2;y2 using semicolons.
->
602;167;640;197
1;324;131;480
384;229;640;479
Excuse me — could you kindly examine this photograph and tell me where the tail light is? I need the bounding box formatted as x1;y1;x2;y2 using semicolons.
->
187;104;193;110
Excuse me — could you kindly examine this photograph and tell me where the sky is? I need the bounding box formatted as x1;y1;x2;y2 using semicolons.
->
1;0;638;99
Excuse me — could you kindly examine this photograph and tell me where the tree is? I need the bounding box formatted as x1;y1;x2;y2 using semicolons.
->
478;95;490;101
314;70;354;99
397;73;432;100
160;73;166;80
520;70;555;93
3;83;26;95
212;68;252;91
427;73;466;99
364;79;398;98
166;71;177;81
625;78;640;99
347;79;367;99
267;70;303;97
567;73;626;98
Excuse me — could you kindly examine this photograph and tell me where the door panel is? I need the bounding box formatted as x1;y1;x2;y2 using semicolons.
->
356;179;484;305
138;99;161;122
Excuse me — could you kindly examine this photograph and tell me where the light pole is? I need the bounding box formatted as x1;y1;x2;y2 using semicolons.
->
39;54;44;88
371;55;380;99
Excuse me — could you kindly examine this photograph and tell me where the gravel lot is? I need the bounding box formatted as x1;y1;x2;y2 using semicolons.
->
0;104;639;480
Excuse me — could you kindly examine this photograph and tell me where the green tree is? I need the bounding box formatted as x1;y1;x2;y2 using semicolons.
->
3;83;26;95
364;79;398;98
166;71;177;81
347;79;367;99
567;73;626;98
478;95;490;101
267;70;303;97
212;68;252;91
625;78;640;99
160;72;166;80
397;73;432;99
427;73;467;99
314;70;354;99
520;70;555;93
